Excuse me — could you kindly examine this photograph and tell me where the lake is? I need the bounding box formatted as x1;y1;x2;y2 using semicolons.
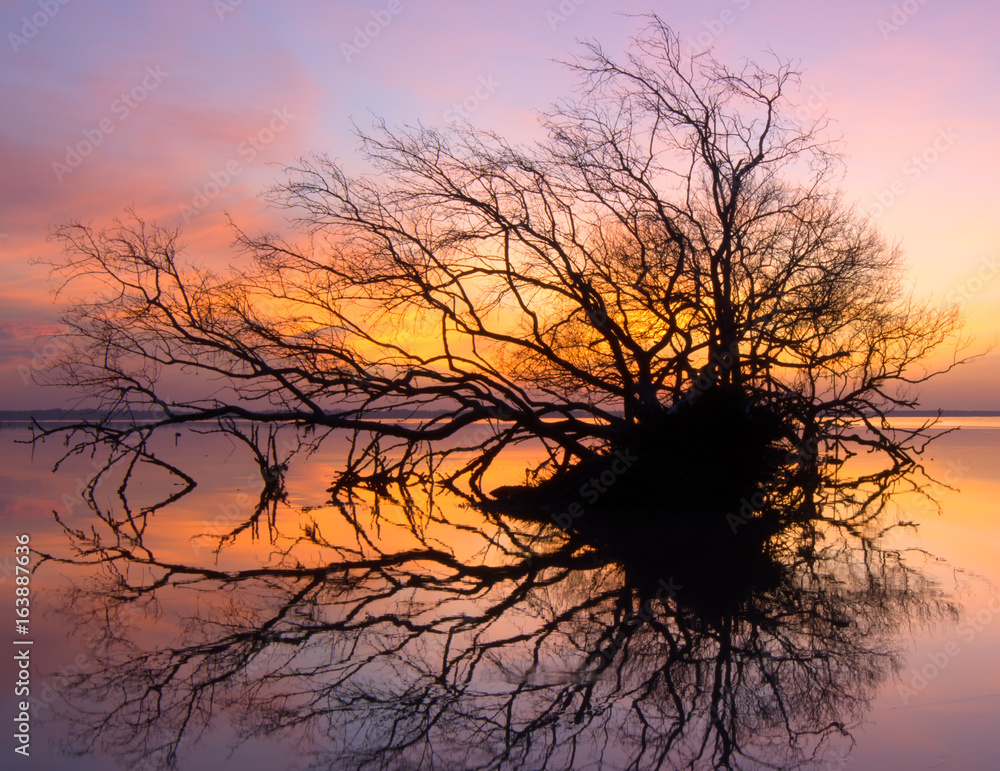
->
1;419;998;770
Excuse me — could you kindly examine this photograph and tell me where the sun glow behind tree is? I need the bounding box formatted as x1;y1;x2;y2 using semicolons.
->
37;17;966;499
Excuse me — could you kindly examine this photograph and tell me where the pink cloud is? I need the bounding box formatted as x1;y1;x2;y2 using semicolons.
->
1;0;997;409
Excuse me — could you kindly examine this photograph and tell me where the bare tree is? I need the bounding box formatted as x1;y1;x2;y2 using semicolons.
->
37;16;966;498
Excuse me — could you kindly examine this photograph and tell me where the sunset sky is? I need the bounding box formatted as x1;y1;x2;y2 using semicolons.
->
1;0;998;410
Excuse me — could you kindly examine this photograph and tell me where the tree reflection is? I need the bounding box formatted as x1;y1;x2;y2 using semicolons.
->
39;447;954;771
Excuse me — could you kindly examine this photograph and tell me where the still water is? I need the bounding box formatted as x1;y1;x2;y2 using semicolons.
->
0;420;998;770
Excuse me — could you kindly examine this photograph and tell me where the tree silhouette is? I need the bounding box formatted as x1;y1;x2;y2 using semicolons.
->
35;16;966;500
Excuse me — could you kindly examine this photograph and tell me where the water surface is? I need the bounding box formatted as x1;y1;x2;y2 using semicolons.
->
1;420;997;769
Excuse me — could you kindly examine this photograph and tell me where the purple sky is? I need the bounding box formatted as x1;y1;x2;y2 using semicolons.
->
1;0;998;409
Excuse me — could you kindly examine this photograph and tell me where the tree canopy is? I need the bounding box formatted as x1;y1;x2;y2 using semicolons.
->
39;17;964;499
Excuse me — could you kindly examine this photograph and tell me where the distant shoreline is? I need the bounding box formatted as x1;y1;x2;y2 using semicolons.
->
2;408;1000;423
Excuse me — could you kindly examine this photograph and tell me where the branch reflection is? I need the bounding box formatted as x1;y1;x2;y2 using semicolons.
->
43;452;953;771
